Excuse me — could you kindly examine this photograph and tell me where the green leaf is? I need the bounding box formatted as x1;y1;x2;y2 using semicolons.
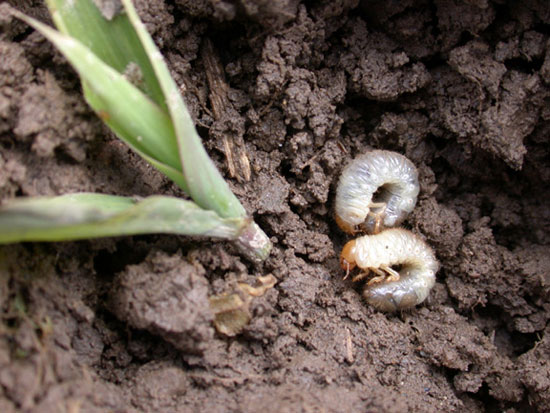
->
46;0;166;110
14;12;183;173
42;0;246;219
120;0;246;219
0;193;247;243
11;3;272;262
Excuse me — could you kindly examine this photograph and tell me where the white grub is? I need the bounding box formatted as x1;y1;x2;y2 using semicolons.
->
335;150;419;234
340;228;438;311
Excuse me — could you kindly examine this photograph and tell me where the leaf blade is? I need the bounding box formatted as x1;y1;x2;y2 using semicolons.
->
46;0;166;110
121;0;246;219
15;12;185;183
0;194;247;243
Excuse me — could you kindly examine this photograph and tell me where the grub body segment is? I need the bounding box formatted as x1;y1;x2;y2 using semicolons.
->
335;150;419;234
344;228;439;311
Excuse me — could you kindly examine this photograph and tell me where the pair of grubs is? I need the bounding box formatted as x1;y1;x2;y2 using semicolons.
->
335;150;439;312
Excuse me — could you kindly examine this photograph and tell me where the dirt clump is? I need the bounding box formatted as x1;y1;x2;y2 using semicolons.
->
110;250;214;354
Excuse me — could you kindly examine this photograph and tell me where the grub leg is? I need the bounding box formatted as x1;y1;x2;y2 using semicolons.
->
366;267;387;285
367;202;387;234
381;265;400;282
352;271;370;283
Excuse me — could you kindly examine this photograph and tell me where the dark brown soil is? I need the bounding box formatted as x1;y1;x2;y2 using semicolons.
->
1;0;550;411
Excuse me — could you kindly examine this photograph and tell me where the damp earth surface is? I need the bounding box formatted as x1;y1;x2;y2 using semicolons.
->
1;0;550;412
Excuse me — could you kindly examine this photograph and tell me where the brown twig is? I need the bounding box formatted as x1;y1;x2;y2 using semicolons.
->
202;39;251;182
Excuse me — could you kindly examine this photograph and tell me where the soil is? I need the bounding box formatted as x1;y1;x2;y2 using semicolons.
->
1;0;550;412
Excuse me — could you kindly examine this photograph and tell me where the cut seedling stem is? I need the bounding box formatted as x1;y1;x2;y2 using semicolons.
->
3;1;271;262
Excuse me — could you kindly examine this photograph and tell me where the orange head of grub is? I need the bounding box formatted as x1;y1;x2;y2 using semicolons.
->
340;239;357;276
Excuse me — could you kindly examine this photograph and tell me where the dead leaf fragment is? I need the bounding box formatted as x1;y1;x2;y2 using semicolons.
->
209;274;277;336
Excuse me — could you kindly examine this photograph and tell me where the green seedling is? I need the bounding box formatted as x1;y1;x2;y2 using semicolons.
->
2;0;271;262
